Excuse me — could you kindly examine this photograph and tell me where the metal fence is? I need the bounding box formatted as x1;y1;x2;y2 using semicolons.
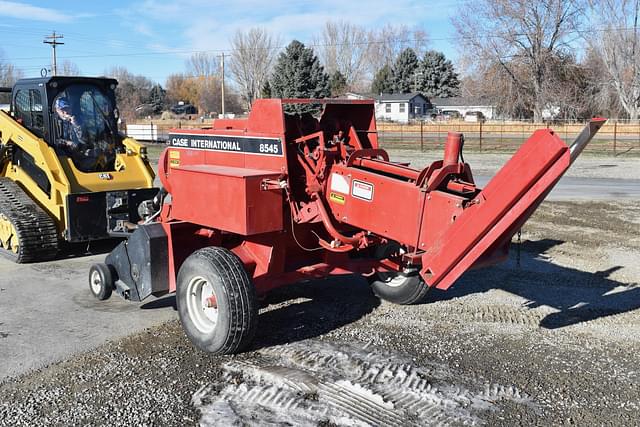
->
132;118;640;155
377;120;640;154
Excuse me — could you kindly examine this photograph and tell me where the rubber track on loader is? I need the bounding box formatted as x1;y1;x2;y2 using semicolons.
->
0;178;58;263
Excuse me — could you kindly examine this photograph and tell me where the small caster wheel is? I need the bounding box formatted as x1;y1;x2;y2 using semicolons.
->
89;263;114;301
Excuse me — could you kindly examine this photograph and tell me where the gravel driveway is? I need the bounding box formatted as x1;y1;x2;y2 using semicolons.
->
1;149;638;426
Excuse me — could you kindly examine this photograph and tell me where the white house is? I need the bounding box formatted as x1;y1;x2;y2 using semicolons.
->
346;92;432;123
430;97;497;120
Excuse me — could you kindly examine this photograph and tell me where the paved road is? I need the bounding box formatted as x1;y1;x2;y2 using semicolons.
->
0;249;176;380
0;174;637;382
475;175;640;201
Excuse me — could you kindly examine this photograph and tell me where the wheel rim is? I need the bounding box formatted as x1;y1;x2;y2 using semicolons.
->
0;214;19;254
90;270;103;295
186;275;219;334
379;272;411;288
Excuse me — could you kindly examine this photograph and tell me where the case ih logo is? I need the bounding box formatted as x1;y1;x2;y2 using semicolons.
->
169;133;283;156
76;196;90;203
99;173;113;180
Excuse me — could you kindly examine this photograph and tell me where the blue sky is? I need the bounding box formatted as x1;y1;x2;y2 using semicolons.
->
0;0;460;85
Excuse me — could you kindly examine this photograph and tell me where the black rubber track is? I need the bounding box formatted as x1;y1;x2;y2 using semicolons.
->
0;178;59;263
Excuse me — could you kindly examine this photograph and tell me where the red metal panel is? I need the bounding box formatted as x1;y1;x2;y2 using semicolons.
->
419;129;570;289
327;165;424;246
168;164;283;235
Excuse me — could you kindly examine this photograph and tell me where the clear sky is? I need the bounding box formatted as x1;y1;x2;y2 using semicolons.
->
0;0;460;85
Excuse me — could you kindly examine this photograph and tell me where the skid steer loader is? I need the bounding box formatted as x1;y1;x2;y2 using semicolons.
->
0;76;159;263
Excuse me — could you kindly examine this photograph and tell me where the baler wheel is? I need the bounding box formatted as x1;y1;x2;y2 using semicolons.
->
89;263;114;301
368;272;429;305
176;247;258;354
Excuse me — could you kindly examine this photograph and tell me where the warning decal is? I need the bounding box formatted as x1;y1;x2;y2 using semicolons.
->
169;150;180;168
351;180;374;201
329;192;346;205
330;173;350;194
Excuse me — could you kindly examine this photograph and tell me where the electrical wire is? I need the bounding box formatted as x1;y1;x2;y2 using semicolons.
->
289;213;323;252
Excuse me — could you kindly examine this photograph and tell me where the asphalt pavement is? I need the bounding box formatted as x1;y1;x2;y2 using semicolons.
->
475;175;640;200
0;249;176;380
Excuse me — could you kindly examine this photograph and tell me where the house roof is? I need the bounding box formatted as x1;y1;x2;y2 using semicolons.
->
375;92;428;102
345;92;430;103
431;96;495;107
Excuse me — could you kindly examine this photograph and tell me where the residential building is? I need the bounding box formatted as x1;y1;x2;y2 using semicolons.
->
346;92;432;123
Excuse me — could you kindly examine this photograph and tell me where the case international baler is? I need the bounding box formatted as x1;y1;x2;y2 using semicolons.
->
89;99;605;354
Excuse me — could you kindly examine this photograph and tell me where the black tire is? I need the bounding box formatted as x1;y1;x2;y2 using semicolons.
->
176;247;258;355
368;271;429;305
89;263;114;300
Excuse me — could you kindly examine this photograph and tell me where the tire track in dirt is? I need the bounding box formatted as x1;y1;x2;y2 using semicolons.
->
192;340;534;426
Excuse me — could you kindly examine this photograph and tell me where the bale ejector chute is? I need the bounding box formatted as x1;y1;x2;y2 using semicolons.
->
89;99;606;354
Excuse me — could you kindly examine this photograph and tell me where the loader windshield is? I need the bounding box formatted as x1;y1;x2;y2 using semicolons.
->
53;84;121;172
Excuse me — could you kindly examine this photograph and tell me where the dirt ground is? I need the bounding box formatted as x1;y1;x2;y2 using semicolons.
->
0;147;639;426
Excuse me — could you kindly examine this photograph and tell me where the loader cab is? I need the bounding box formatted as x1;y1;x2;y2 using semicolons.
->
11;76;122;172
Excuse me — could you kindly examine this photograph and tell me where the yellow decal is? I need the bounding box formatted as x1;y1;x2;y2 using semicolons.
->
330;192;345;205
169;150;180;168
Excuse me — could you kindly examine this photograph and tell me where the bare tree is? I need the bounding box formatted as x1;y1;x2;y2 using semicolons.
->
453;0;586;121
228;27;280;107
314;21;370;91
0;51;23;103
366;24;429;72
105;66;155;119
186;52;219;77
60;60;80;76
588;0;640;119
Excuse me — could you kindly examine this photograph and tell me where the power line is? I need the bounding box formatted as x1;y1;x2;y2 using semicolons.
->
43;31;64;76
7;23;640;64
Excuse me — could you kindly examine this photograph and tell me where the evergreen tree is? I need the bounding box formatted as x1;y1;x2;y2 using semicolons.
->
329;70;347;96
149;84;166;113
261;80;272;98
371;64;394;94
419;50;460;98
271;40;330;113
392;48;419;93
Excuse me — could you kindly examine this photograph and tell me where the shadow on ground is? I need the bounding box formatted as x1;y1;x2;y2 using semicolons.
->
425;238;640;328
57;239;122;260
250;276;379;351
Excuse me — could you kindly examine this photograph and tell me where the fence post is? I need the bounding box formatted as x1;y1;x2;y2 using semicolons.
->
479;120;483;152
400;124;403;146
613;121;617;155
420;121;424;152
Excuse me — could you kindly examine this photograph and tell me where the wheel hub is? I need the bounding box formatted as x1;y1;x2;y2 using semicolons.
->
186;276;219;334
379;272;411;288
90;270;102;295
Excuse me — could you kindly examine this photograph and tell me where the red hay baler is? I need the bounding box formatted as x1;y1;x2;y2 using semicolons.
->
89;99;606;354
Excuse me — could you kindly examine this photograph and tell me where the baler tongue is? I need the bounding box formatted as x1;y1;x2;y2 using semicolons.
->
420;118;607;290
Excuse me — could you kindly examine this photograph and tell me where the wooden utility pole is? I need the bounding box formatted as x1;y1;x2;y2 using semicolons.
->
43;31;64;76
220;52;226;117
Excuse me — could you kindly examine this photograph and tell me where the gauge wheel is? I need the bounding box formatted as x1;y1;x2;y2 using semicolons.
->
177;247;258;355
368;271;429;305
89;263;114;300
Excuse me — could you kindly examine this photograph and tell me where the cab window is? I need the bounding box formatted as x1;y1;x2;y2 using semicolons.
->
14;89;45;138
